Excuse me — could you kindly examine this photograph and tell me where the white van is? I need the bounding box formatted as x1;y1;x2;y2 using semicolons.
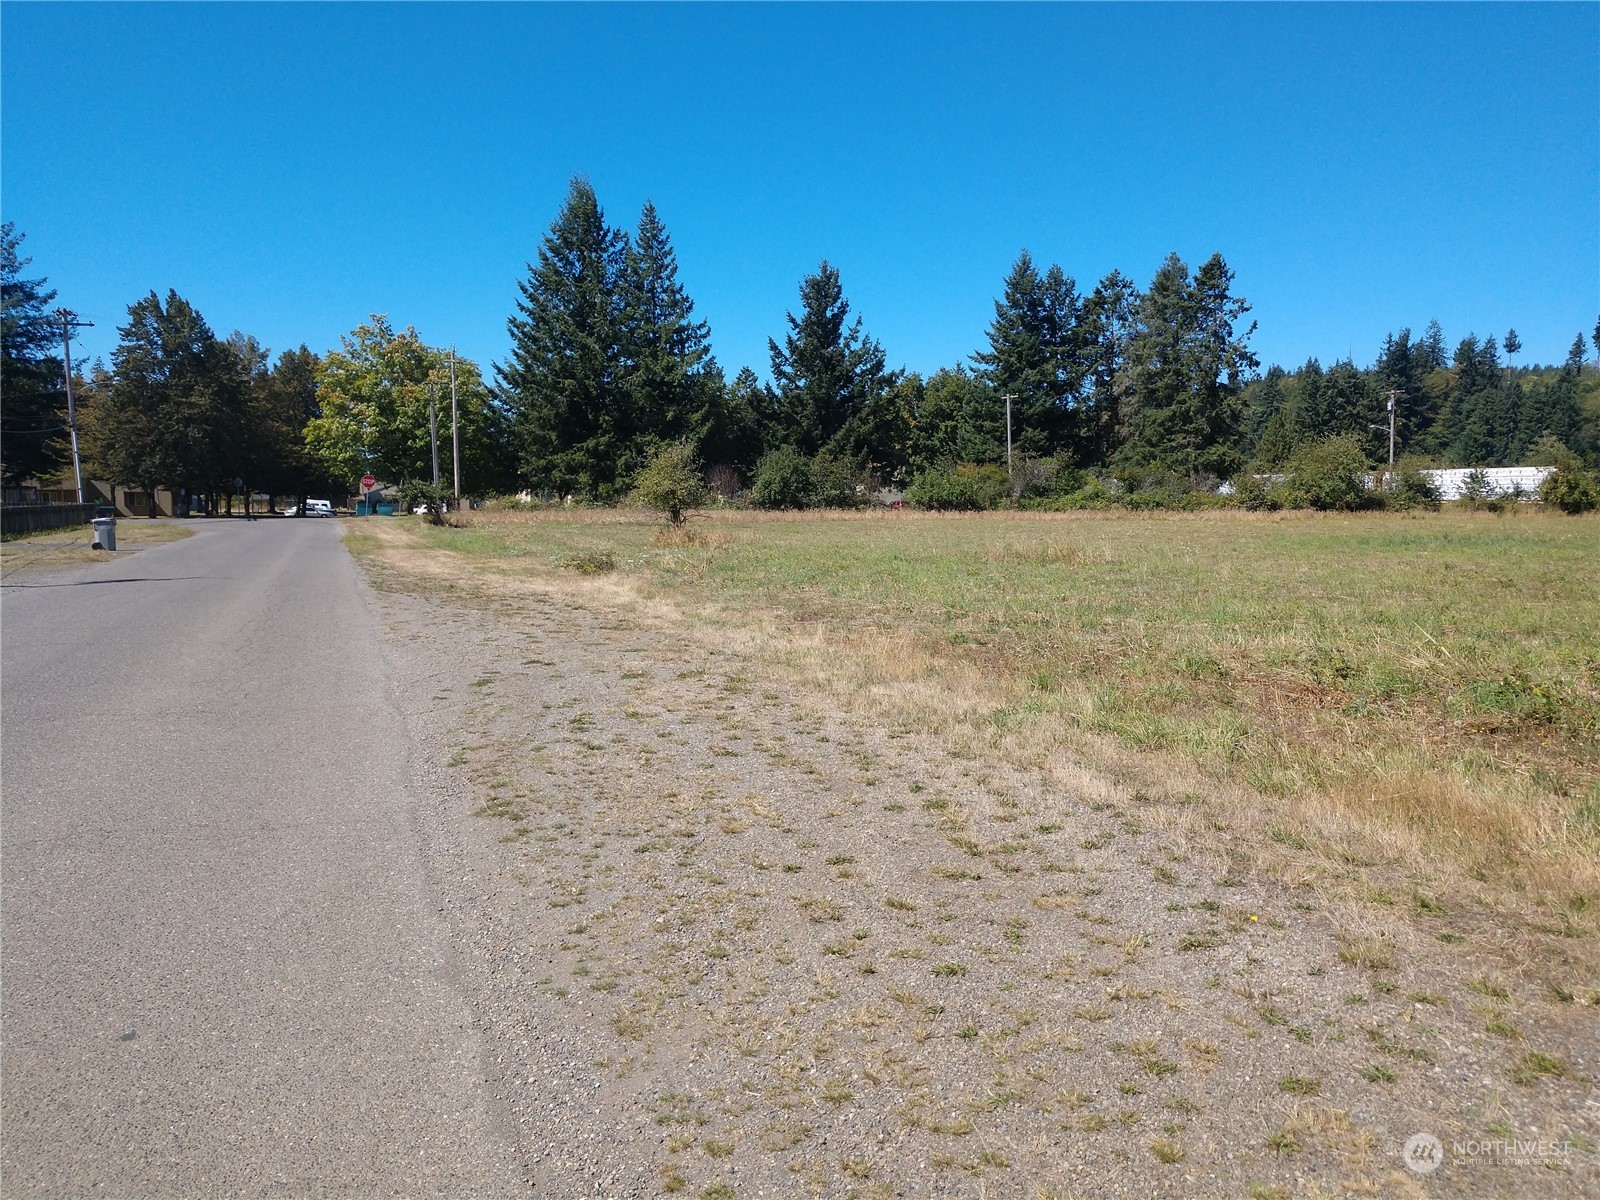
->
285;499;334;517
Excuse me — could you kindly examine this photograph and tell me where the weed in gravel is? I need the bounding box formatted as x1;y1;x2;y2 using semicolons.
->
759;1123;811;1151
1468;976;1511;1000
1508;1051;1566;1085
797;895;843;922
1149;1138;1185;1164
1277;1075;1320;1096
1265;1129;1300;1153
1336;938;1394;970
1360;1064;1397;1084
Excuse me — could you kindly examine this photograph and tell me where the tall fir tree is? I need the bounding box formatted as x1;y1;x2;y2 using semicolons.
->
1117;252;1257;477
1518;336;1586;458
1374;329;1432;456
83;290;245;511
909;366;1002;470
619;201;718;454
1079;269;1140;466
499;177;629;500
1;223;67;486
971;251;1085;461
1241;364;1289;456
766;261;890;459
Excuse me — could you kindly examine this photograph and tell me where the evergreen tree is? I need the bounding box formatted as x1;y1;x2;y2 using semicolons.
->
83;290;245;512
1445;334;1517;464
1;223;67;486
1253;407;1298;469
1418;319;1449;371
1292;358;1329;439
1079;269;1140;466
909;366;1001;470
499;177;629;500
619;201;717;454
1241;364;1288;451
766;261;890;458
1118;253;1256;476
1322;359;1383;459
699;365;768;477
1374;329;1432;455
971;251;1084;460
1519;336;1586;458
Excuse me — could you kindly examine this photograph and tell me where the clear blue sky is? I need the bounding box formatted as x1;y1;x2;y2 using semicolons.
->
4;2;1596;383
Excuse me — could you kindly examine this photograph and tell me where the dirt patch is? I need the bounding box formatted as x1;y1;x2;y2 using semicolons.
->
363;531;1598;1199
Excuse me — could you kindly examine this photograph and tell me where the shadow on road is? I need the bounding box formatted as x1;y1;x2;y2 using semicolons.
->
1;576;212;589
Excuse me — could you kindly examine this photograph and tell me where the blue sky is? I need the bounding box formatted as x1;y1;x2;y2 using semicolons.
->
3;3;1596;383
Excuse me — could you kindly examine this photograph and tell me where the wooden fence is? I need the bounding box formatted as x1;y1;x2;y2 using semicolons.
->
2;503;99;538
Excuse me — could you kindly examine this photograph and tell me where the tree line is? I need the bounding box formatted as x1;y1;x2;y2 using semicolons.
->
4;196;1598;509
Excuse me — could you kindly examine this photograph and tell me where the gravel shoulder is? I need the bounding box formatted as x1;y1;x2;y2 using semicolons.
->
363;534;1598;1200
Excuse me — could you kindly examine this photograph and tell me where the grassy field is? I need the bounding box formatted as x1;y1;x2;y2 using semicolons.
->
380;505;1600;962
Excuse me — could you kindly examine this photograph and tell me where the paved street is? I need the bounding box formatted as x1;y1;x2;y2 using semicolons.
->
1;520;521;1198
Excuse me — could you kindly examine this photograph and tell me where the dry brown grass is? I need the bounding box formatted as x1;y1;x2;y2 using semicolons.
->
0;519;194;575
348;507;1600;980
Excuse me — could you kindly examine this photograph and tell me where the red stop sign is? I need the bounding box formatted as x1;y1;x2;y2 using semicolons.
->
360;475;377;491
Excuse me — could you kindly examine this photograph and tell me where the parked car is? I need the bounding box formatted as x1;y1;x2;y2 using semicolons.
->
285;499;334;517
411;502;449;514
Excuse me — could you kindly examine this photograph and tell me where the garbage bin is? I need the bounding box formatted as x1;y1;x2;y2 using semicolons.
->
91;516;117;551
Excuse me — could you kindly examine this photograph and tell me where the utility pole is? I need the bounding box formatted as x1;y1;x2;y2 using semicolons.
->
1002;393;1015;479
428;378;440;487
1383;389;1400;466
449;347;460;501
55;309;93;503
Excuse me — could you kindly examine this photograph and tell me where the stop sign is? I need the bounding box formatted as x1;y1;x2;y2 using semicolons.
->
360;474;376;491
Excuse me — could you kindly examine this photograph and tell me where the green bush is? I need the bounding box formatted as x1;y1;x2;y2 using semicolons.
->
750;447;815;510
1541;467;1600;514
1020;474;1117;511
811;451;869;508
632;441;709;525
1378;460;1442;512
1231;473;1283;511
1282;435;1374;511
397;479;452;524
906;462;1011;511
1112;466;1203;511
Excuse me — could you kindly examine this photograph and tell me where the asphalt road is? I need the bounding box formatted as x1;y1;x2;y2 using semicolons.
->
1;520;521;1198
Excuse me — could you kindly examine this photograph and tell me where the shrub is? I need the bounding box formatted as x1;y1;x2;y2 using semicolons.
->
1541;466;1600;514
632;441;708;525
1456;468;1497;509
811;450;869;508
750;446;815;509
1231;473;1283;511
1113;466;1199;511
397;479;452;524
1378;459;1442;512
906;462;1011;510
1282;435;1373;511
